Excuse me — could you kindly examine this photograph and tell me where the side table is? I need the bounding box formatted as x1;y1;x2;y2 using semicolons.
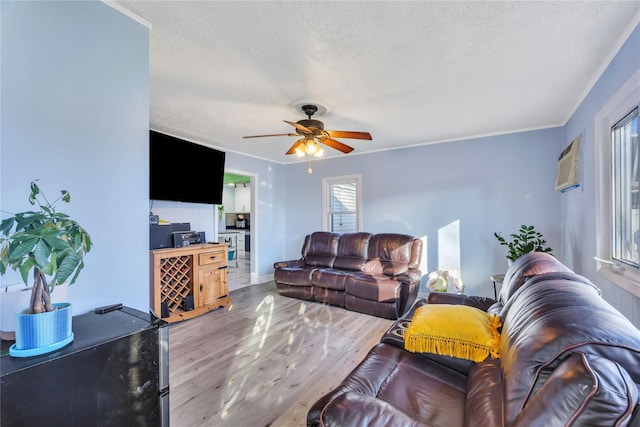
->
490;274;505;300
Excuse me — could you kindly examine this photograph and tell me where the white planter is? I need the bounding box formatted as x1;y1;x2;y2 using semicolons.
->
0;286;31;340
0;283;68;340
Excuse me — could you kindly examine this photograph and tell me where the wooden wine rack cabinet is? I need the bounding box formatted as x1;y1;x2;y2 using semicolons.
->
150;244;230;323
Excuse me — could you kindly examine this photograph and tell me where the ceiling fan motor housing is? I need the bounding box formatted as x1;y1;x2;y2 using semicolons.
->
297;119;324;132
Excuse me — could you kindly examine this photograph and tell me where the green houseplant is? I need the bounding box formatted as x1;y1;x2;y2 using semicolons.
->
494;224;552;262
0;181;92;356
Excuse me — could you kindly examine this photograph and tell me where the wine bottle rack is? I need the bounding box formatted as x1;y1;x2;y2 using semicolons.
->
159;255;192;312
150;244;230;323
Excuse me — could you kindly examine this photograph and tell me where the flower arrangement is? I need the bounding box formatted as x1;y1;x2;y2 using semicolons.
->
427;269;464;293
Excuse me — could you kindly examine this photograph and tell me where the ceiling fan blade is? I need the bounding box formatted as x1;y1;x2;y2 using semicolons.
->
321;138;354;154
285;140;304;155
326;130;372;140
243;133;297;139
284;120;312;133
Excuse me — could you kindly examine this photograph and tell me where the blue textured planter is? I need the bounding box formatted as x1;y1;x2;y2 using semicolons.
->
10;302;74;358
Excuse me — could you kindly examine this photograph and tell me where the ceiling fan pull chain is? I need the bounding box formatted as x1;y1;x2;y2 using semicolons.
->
308;160;313;174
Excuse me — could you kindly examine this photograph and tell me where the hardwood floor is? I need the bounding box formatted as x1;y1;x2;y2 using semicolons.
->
227;258;251;292
169;281;393;427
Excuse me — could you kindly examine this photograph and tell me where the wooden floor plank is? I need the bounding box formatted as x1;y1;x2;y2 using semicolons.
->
169;281;393;427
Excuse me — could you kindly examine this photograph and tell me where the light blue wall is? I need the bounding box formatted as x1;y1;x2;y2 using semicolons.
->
283;128;562;296
1;1;150;314
224;151;286;281
561;23;640;325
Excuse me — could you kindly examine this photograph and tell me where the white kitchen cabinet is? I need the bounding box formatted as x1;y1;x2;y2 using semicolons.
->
234;186;251;213
222;186;235;213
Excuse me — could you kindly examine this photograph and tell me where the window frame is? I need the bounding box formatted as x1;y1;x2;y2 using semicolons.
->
321;174;362;233
595;69;640;297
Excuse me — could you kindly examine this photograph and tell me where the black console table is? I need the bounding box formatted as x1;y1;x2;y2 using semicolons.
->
0;306;169;426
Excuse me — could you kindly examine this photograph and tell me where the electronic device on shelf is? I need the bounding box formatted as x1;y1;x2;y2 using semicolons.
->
172;231;206;248
150;222;191;250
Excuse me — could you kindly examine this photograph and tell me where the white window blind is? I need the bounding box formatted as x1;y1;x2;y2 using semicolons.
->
612;107;639;267
322;175;361;232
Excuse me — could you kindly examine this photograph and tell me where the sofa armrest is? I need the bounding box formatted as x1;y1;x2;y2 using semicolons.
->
464;359;503;427
308;391;422;427
427;293;497;312
273;258;306;269
511;352;638;427
393;269;421;285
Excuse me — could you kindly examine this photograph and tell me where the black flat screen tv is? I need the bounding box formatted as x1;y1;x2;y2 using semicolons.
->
149;130;225;205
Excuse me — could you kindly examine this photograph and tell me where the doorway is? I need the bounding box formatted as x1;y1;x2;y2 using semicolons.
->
221;171;256;290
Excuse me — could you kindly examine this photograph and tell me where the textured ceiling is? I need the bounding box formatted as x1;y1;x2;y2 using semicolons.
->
115;1;640;164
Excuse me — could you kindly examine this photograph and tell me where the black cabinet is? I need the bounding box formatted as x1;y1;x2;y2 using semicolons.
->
1;307;169;426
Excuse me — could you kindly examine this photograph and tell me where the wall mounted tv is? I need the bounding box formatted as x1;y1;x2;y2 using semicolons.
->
149;130;226;205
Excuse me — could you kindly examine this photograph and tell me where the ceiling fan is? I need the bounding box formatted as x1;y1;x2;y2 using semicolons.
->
243;104;372;157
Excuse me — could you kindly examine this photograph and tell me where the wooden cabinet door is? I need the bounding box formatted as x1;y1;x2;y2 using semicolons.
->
198;266;228;307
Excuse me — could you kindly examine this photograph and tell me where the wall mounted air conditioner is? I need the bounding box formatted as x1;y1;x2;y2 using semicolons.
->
555;136;581;192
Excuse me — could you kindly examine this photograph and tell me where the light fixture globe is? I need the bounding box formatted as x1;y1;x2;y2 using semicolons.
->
305;140;319;155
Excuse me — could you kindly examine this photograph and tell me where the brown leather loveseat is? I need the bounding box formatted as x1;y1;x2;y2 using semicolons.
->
273;231;423;319
308;253;640;427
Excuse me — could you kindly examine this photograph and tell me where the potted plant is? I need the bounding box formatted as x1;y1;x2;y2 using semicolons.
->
0;180;92;357
494;224;552;262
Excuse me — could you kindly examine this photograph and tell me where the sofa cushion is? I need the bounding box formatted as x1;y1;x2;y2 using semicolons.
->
364;234;416;276
303;231;340;267
273;265;315;287
404;305;501;363
311;268;351;290
333;232;372;271
511;352;638;427
345;273;401;302
307;343;467;427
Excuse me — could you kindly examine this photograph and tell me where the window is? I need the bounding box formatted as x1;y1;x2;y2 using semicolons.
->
595;69;640;297
322;175;361;232
612;108;639;267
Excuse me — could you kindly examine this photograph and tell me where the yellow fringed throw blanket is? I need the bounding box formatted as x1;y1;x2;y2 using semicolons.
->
404;304;502;363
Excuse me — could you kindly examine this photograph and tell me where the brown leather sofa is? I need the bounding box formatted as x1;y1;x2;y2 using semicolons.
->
308;253;640;427
273;232;423;319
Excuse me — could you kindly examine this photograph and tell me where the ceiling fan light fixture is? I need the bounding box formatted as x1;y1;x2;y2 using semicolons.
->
305;140;319;155
292;139;306;157
314;146;324;157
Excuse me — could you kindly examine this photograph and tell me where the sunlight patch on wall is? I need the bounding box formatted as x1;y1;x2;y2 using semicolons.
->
419;235;428;282
438;220;461;274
